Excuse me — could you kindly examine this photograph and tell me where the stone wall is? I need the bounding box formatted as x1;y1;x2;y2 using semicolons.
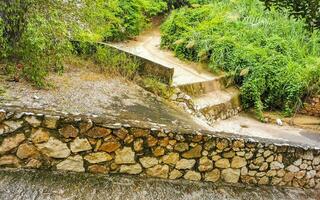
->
0;108;319;189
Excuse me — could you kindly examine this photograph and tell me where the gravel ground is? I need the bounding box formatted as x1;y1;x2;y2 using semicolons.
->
0;169;318;200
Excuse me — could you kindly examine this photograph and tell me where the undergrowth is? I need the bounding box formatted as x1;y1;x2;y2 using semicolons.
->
161;0;320;117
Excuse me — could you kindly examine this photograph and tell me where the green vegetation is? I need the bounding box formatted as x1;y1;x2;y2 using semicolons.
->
0;0;74;87
141;77;174;98
92;46;140;79
260;0;320;31
161;0;320;116
0;0;170;87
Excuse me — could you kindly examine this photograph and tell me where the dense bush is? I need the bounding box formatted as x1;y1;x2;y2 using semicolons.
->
161;0;320;116
0;0;75;87
261;0;320;30
79;0;168;42
0;0;168;86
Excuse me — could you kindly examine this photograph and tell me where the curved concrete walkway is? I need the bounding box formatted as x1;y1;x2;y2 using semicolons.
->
111;26;320;148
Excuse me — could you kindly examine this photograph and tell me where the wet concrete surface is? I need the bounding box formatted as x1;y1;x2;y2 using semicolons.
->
0;169;318;200
110;26;219;86
211;113;320;148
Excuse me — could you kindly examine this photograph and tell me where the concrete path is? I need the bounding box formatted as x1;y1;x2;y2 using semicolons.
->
111;27;219;86
211;113;320;148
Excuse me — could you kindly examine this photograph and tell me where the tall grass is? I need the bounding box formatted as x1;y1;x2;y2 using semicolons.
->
161;0;320;117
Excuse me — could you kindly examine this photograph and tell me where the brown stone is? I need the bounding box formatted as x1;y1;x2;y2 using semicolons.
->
222;151;235;158
56;155;84;172
254;157;265;165
266;170;277;177
31;129;50;144
70;138;92;153
79;120;93;134
25;159;42;168
162;153;179;165
2;121;23;134
159;137;169;147
99;141;121;153
146;164;169;179
169;169;183;180
258;176;269;185
114;128;128;140
84;152;112;164
205;169;220;182
16;143;39;159
43;115;59;129
271;177;282;185
88;164;109;174
132;128;149;137
216;139;229;150
233;140;245;148
0;133;25;154
153;146;165;157
184;171;201;181
147;136;157;147
120;164;142;174
174;143;189;152
241;176;257;184
25;116;41;127
0;155;20;167
215;159;230;169
283;172;295;182
231;156;247;169
176;159;196;170
182;145;202;159
124;135;134;144
295;170;306;179
115;147;135;164
199;157;213;172
139;157;158;168
36;137;71;158
59;125;78;139
86;127;111;138
259;163;269;171
134;139;144;152
221;168;240;183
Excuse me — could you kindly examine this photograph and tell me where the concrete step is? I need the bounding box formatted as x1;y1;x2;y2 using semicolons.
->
193;87;241;121
176;76;226;97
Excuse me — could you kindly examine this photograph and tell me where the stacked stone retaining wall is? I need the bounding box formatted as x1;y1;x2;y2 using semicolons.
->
0;108;319;189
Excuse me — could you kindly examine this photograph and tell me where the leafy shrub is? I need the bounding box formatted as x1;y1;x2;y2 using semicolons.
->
161;0;320;116
261;0;320;30
79;0;168;42
0;0;74;87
